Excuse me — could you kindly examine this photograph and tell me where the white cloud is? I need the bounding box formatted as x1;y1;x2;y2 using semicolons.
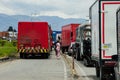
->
38;11;80;19
0;2;16;15
0;0;96;18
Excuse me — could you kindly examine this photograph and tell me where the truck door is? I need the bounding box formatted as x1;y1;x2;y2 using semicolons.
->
101;1;120;59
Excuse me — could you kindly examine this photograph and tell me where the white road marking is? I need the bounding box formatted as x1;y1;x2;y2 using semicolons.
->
75;61;89;80
62;57;67;80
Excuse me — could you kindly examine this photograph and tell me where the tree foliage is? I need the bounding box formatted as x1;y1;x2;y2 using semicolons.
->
7;26;13;31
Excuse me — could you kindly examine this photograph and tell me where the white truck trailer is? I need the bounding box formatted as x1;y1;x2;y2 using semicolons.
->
114;6;120;80
90;0;120;80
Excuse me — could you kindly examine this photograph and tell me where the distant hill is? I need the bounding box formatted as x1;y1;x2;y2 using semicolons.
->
0;13;87;31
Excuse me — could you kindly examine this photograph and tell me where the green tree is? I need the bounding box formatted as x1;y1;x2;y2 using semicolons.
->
7;26;13;31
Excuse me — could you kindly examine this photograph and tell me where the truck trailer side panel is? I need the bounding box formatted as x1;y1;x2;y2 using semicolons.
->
90;0;120;80
61;24;80;53
90;0;99;61
101;1;120;59
61;24;80;47
62;24;71;47
90;0;120;60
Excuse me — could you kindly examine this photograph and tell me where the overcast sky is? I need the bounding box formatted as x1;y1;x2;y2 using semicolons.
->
0;0;96;19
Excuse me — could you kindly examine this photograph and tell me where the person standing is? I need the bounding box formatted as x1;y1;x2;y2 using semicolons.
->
56;41;61;59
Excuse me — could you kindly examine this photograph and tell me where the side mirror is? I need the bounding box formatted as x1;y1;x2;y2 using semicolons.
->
112;55;118;61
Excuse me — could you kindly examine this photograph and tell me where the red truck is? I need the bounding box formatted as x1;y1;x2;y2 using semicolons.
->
17;22;52;59
61;23;80;53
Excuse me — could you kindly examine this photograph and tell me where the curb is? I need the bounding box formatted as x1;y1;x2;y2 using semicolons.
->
0;56;18;62
61;54;78;77
0;57;9;62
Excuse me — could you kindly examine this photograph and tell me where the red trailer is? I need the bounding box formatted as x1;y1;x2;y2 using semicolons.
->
17;22;52;58
61;23;80;53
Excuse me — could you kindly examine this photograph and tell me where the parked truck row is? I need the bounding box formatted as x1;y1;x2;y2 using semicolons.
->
60;0;120;80
17;0;120;79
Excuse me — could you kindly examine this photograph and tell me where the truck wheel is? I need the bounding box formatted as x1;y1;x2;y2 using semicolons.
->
84;56;93;67
100;67;116;80
76;49;80;61
114;67;117;80
83;58;88;66
105;68;115;80
20;53;23;59
62;48;65;53
23;54;28;59
100;67;104;80
43;54;49;59
96;66;100;77
76;52;80;61
80;54;83;60
45;54;49;59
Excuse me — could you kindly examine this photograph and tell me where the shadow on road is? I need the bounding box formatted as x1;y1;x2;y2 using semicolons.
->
19;55;51;59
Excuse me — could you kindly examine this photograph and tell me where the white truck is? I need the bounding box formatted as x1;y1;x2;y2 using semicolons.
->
90;0;120;80
75;23;92;66
114;6;120;80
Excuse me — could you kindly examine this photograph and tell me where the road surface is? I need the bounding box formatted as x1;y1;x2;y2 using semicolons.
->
0;51;73;80
75;61;99;80
65;55;99;80
0;50;100;80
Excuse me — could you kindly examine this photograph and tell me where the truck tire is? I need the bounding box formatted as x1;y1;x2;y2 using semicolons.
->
62;48;65;53
20;53;23;59
76;48;80;61
100;67;104;80
43;54;49;59
114;67;117;80
99;67;115;80
95;63;100;77
83;56;92;67
83;58;88;66
23;54;28;59
45;54;49;59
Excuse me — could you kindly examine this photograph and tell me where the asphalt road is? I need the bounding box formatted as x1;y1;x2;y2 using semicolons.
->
75;61;99;80
0;51;100;80
65;55;99;80
0;51;73;80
